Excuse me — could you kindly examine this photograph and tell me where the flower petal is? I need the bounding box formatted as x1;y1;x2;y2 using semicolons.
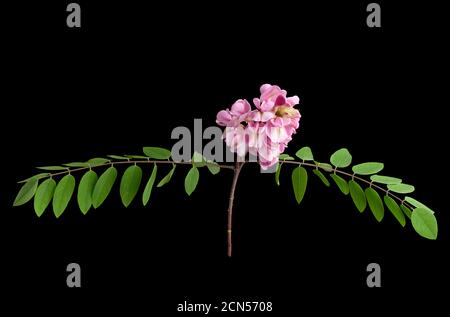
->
260;84;272;94
275;94;287;106
261;111;276;122
216;110;232;126
230;99;251;116
287;95;300;106
253;98;261;109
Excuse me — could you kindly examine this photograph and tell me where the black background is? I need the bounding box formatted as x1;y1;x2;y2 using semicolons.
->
2;1;448;314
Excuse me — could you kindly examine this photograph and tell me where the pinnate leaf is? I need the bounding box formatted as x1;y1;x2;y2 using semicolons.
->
295;147;314;161
349;180;366;212
352;162;384;175
64;162;90;168
77;170;98;214
365;187;384;222
120;165;143;207
387;183;415;194
206;162;220;175
313;169;330;187
292;166;308;204
157;164;176;187
53;174;76;218
330;174;349;195
401;204;412;219
370;175;402;185
108;155;130;160
142;163;158;206
18;173;50;183
279;154;295;161
184;166;200;196
37;166;67;171
87;158;110;166
411;208;438;240
317;162;333;172
330;148;352;168
275;163;282;186
383;195;405;227
92;167;118;208
143;147;172;160
34;178;56;217
14;177;39;207
404;196;434;213
125;155;148;159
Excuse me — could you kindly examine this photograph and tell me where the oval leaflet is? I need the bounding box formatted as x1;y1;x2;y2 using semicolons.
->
292;166;308;204
349;180;366;212
34;178;57;217
411;208;438;240
352;162;384;175
330;148;352;168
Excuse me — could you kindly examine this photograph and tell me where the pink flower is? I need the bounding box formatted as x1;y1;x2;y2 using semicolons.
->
224;125;248;157
217;84;301;169
216;99;251;127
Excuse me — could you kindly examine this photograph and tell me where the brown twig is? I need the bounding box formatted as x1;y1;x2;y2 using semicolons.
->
227;161;244;257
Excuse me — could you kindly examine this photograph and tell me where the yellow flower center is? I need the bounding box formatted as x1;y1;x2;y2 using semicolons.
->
275;106;296;118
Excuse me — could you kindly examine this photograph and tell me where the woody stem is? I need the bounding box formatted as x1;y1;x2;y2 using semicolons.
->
227;160;244;257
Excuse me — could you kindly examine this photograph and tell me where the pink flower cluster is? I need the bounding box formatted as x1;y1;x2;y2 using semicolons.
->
216;84;301;169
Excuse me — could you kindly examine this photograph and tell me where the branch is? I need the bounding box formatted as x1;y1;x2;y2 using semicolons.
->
13;145;438;242
18;160;234;183
281;161;415;210
227;161;244;257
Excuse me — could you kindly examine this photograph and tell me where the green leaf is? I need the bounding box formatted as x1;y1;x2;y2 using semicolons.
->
52;174;76;218
192;151;206;167
184;166;200;196
206;161;220;175
365;187;384;222
404;197;434;213
291;166;308;204
330;174;349;195
313;169;330;187
411;208;438;240
157;164;176;187
18;173;50;183
400;204;412;219
352;162;384;175
279;154;295;161
87;158;110;166
77;170;98;214
383;195;406;227
387;183;415;194
143;147;172;160
13;177;39;206
92;167;118;208
142;163;158;206
36;166;67;171
125;155;149;159
295;147;314;161
64;162;91;168
317;162;333;172
120;165;143;207
107;155;130;160
275;163;282;186
349;180;366;212
330;148;352;168
370;175;402;185
33;178;56;217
